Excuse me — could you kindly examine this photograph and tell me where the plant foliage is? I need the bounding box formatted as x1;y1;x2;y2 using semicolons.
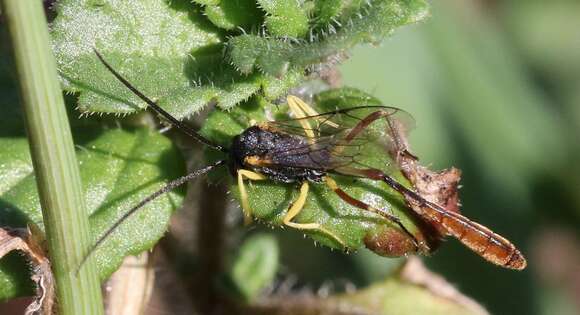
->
0;0;434;305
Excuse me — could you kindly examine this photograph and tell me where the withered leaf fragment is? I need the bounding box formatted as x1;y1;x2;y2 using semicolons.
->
384;117;526;270
0;226;54;314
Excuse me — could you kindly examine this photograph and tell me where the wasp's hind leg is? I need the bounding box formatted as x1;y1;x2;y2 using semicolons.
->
324;176;419;250
237;169;267;224
283;181;346;247
287;96;339;132
287;95;317;139
287;95;319;117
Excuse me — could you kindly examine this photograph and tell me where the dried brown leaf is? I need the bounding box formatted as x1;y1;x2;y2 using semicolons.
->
0;226;54;315
386;116;462;252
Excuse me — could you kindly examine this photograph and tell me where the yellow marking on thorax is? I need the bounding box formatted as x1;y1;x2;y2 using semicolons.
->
244;155;272;166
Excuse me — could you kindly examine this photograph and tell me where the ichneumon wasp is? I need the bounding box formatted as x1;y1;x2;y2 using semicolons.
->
84;50;527;271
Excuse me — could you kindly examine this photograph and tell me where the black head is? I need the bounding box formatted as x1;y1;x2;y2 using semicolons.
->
229;126;270;172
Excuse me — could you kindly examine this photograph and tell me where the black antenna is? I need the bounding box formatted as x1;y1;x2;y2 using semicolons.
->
94;49;228;153
78;159;227;271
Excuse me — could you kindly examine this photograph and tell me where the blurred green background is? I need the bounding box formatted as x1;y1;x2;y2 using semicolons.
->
272;1;580;315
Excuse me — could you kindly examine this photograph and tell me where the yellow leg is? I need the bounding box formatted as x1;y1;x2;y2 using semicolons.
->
287;95;316;139
237;169;267;224
283;182;346;247
287;95;319;117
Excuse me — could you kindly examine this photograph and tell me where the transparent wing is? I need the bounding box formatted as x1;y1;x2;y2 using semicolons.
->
261;106;415;171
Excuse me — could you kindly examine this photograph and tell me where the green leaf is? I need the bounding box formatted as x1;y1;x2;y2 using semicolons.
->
0;128;185;300
0;49;34;299
314;86;384;107
330;270;487;315
192;0;219;6
227;233;279;301
51;0;302;116
312;0;345;27
257;0;309;38
51;0;428;115
0;37;34;301
200;90;424;255
227;0;429;76
201;0;263;31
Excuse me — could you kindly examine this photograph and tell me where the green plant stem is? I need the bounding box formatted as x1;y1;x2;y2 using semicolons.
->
1;0;104;314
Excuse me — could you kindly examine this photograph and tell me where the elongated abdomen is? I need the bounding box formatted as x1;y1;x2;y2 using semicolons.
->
419;204;527;270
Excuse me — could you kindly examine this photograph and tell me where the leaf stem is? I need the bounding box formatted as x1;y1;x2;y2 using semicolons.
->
1;0;104;314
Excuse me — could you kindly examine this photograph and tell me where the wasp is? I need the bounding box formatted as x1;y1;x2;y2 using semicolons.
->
87;50;526;270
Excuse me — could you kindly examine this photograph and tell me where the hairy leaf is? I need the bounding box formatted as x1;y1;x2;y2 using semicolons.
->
199;0;263;31
312;0;344;27
227;0;429;76
0;128;184;300
257;0;309;38
51;0;302;116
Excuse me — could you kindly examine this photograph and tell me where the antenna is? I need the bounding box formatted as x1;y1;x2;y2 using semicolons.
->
94;49;228;153
78;159;227;272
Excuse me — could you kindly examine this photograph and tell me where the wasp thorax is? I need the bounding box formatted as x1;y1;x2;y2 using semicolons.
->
230;125;327;183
